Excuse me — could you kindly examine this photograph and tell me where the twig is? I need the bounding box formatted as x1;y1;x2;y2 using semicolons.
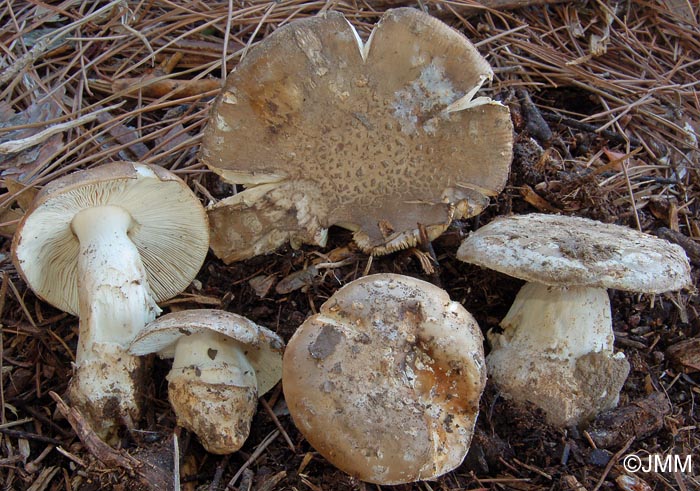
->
55;446;87;468
259;397;295;451
207;455;230;491
656;227;700;266
591;436;636;491
50;391;172;490
11;401;73;438
0;102;124;154
541;112;642;148
0;417;33;429
225;430;280;490
111;76;220;99
25;444;55;473
0;428;64;446
26;465;60;491
513;458;553;480
517;88;553;142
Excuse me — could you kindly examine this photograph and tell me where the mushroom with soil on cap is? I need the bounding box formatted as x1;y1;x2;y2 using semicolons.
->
11;162;209;441
282;273;486;485
456;213;692;427
129;309;284;454
200;7;513;263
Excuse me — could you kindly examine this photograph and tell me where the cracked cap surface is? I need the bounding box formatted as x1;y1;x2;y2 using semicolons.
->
457;213;692;292
201;8;513;262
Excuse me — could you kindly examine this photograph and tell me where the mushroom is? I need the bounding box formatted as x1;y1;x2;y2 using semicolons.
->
129;309;284;454
456;213;692;426
282;273;486;484
201;7;513;263
11;162;209;440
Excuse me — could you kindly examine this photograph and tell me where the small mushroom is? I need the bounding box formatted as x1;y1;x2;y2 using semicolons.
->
129;309;284;454
282;273;486;484
201;8;513;263
457;213;692;426
11;162;209;440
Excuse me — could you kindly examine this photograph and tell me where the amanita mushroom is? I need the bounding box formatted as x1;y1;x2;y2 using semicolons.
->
201;8;513;263
129;309;284;454
456;213;692;426
11;162;209;440
283;273;486;484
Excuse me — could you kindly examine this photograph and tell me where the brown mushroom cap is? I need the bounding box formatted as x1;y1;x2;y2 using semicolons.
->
202;8;513;262
457;213;691;293
12;162;209;316
282;273;486;485
129;309;284;395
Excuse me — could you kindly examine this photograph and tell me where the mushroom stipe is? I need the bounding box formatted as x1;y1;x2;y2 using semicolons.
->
12;162;209;441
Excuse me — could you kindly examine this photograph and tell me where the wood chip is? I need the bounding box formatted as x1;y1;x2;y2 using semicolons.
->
256;471;286;491
666;338;700;373
26;466;60;491
249;275;277;298
561;475;587;491
276;266;319;294
520;184;563;213
616;474;652;491
587;392;671;449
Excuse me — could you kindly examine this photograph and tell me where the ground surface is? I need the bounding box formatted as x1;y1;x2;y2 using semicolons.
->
0;1;698;490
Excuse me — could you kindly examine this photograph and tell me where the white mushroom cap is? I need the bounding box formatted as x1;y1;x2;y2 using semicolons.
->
282;273;486;485
12;162;210;316
202;8;512;262
130;309;284;395
457;213;691;293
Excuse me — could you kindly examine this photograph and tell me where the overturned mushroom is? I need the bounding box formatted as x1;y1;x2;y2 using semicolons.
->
11;162;209;440
201;8;512;263
283;273;486;484
129;309;284;454
457;213;692;426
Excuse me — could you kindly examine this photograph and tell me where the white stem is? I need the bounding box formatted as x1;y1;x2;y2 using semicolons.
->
492;282;613;363
167;330;259;454
487;282;629;426
69;205;160;439
169;330;256;387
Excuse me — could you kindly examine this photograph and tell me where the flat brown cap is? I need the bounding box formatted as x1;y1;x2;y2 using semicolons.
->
282;274;486;484
202;8;512;262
